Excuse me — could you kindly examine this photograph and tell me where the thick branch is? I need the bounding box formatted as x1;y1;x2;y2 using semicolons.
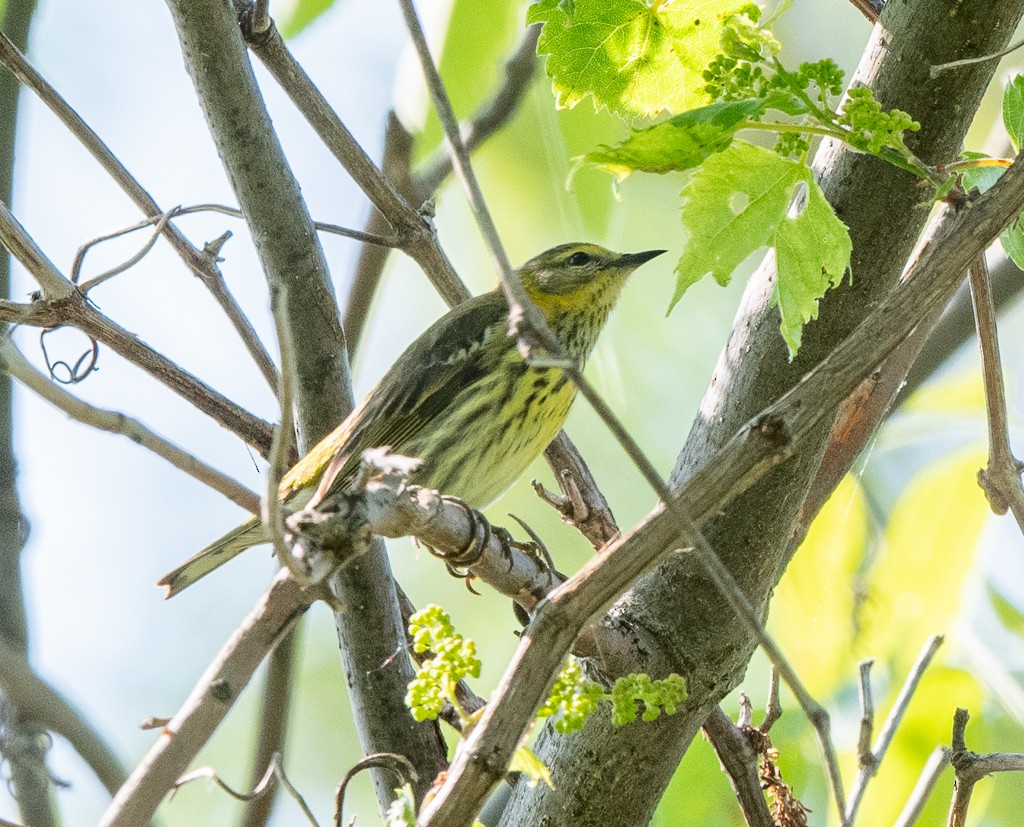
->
501;2;1024;823
424;152;1024;825
162;0;446;808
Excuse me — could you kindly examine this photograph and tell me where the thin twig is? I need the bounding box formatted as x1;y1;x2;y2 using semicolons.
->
99;572;312;827
894;746;950;827
846;635;944;824
762;668;782;733
415;24;541;196
703;706;774;827
0;336;260;512
240;15;469;309
0;199;72;299
855;660;875;769
174;754;318;827
0;182;277;454
0;31;280;392
239;616;301;827
967;254;1024;530
931;35;1024;77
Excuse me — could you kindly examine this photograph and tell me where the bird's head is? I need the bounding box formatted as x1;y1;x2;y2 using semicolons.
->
517;243;665;315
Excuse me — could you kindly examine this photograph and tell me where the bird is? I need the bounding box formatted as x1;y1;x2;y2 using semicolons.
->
158;242;664;596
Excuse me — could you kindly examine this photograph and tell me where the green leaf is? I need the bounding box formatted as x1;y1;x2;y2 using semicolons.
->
988;581;1024;640
960;154;1024;271
279;0;338;39
771;168;852;353
510;745;555;788
584;98;763;179
1003;75;1024;152
674;140;850;355
528;0;751;121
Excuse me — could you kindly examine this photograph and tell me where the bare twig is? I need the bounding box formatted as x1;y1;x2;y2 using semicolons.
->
967;254;1024;530
344;22;538;356
847;635;945;824
415;24;541;196
0;31;279;391
334;754;417;827
174;754;317;827
0;201;277;454
762;668;782;733
0;199;72;299
894;746;950;827
855;660;875;769
239;15;469;309
0;336;260;512
931;35;1024;77
947;708;1024;826
417;155;1024;827
703;706;774;827
100;572;312;827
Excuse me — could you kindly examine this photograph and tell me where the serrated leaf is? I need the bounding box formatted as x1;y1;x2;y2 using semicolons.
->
960;155;1024;271
674;140;850;355
279;0;337;38
771;170;851;353
585;98;762;179
528;0;751;121
1004;75;1024;152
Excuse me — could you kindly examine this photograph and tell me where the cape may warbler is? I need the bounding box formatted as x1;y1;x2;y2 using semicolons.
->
159;242;663;595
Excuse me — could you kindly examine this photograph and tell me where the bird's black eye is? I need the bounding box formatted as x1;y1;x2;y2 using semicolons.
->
567;251;592;267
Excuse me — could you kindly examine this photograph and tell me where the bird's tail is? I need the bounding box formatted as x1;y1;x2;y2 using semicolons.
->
157;516;268;598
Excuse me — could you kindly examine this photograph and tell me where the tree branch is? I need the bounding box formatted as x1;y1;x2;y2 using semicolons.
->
422;152;1024;825
947;708;1024;827
163;0;447;808
967;254;1024;529
99;572;311;827
0;31;279;391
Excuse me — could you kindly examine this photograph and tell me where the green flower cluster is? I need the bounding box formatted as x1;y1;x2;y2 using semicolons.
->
537;656;605;734
609;674;688;726
404;605;481;723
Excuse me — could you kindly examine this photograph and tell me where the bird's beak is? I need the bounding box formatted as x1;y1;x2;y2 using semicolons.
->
618;249;667;268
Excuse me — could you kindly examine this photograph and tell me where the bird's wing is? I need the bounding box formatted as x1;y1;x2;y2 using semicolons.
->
306;291;510;506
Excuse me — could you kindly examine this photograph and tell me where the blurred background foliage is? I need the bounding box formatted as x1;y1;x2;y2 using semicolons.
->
2;0;1024;824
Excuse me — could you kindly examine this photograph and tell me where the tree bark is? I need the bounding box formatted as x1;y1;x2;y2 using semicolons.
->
500;1;1024;824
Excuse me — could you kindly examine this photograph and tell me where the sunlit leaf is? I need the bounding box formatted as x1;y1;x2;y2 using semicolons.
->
674;140;850;355
584;98;763;179
529;0;751;120
279;0;338;38
1003;74;1024;152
